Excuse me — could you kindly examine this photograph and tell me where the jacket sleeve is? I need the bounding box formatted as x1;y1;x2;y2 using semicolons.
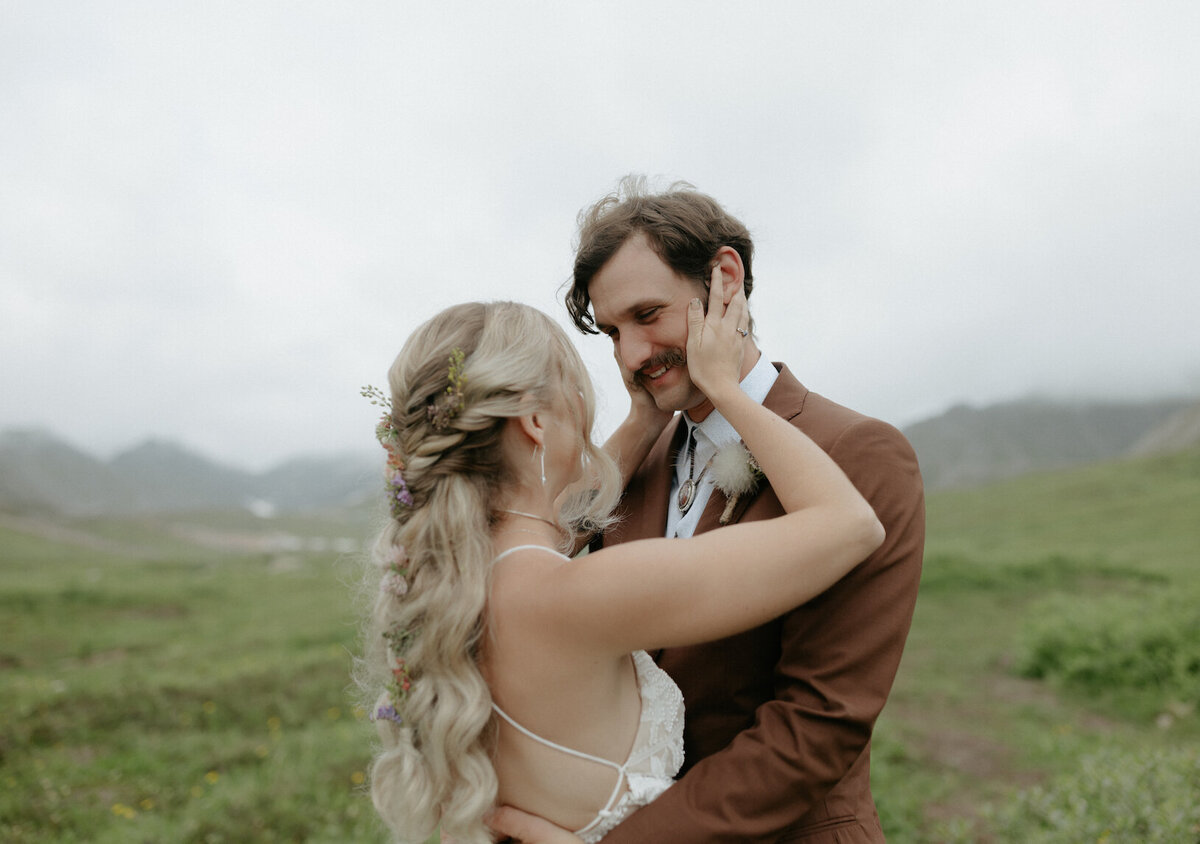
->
599;418;925;843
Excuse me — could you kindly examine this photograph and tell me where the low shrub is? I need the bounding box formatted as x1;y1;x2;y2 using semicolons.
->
918;552;1164;594
1017;591;1200;720
986;746;1200;842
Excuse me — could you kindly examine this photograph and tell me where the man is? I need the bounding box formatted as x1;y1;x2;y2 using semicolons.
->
494;178;924;843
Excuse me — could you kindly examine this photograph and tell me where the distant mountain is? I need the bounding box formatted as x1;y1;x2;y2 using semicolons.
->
903;396;1199;490
5;394;1199;514
0;429;138;515
0;428;379;516
109;439;259;512
255;453;379;512
1129;403;1200;456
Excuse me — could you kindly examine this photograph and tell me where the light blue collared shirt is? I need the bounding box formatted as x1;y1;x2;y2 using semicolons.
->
666;351;779;539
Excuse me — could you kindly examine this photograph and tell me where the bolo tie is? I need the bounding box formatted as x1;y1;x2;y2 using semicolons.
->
676;428;713;516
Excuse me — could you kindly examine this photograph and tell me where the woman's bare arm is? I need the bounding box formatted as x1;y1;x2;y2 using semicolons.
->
498;278;885;655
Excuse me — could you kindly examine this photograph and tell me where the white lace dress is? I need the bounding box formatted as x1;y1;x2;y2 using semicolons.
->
490;548;686;842
492;650;685;842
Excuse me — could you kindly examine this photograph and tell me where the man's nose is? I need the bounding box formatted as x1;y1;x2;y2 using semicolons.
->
618;330;653;374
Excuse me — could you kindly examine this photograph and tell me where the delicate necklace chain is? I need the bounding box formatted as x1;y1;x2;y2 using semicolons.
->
500;508;558;529
504;527;556;541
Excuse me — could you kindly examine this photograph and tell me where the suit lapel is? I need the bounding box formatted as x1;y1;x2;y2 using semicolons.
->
643;418;686;537
763;362;809;423
693;363;810;534
608;416;687;544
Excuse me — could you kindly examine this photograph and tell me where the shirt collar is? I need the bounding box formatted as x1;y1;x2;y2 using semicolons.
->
683;351;779;453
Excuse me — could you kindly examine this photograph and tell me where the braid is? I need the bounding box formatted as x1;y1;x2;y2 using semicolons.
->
355;302;623;842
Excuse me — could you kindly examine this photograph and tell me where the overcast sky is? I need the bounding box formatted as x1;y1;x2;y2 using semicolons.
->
3;1;1198;470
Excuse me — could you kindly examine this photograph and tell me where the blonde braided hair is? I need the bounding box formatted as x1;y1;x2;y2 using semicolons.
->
356;301;621;842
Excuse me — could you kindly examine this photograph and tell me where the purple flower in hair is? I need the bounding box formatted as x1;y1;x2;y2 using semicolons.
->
371;704;403;725
390;470;414;509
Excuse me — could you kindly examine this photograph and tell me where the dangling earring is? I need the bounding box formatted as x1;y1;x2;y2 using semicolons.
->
536;445;547;486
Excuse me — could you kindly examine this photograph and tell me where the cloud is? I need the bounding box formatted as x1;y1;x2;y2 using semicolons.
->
2;1;1197;468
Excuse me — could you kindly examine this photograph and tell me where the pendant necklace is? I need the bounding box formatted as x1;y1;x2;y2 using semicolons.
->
677;431;712;515
503;527;557;544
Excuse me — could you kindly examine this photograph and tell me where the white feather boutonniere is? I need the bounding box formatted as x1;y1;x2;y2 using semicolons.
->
709;441;764;524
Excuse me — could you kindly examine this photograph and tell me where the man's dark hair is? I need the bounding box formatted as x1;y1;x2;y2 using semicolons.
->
566;176;755;334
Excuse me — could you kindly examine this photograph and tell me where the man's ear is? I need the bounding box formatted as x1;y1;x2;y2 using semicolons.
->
711;246;746;306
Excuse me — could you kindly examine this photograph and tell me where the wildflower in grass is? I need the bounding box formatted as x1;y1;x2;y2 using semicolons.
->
326;706;341;720
139;798;154;810
267;716;281;731
202;700;216;714
205;771;219;784
190;785;204;798
255;744;269;758
351;771;365;785
111;803;137;819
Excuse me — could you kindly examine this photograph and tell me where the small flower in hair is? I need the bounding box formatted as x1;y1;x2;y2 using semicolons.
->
426;347;467;431
361;385;393;416
375;626;416;722
384;652;413;706
381;544;409;597
710;440;764;524
383;624;414;653
381;570;408;597
371;703;403;726
388;470;414;513
391;658;412;694
363;385;416;515
376;416;401;449
362;385;403;449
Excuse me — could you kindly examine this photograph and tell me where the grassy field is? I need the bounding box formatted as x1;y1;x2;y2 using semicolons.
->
2;449;1198;842
0;509;385;843
874;447;1200;841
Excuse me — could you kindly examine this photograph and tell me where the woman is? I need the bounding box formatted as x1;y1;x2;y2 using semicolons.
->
358;279;883;844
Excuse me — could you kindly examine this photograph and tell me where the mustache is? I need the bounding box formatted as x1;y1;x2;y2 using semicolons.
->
632;348;687;389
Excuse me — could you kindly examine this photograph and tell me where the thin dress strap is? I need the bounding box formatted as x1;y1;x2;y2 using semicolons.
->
489;543;630;838
490;702;628;837
490;704;625;774
492;544;570;564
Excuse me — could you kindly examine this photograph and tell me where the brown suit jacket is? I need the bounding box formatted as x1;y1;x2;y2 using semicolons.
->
597;364;925;844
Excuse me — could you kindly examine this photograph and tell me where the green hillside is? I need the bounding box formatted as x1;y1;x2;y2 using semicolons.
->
1;450;1197;841
923;446;1200;574
875;447;1200;841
